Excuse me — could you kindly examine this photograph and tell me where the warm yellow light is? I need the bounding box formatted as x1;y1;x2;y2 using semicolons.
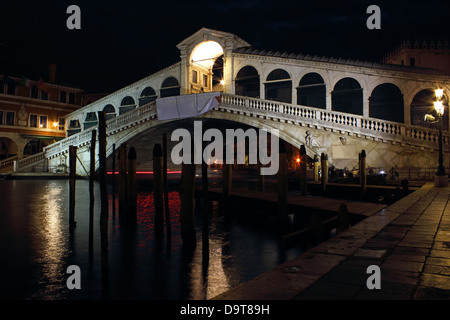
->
220;79;225;85
296;158;301;163
435;89;444;100
39;124;43;128
434;101;444;116
191;41;224;68
53;122;58;128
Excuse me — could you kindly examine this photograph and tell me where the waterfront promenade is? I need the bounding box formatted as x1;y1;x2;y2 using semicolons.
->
214;182;450;300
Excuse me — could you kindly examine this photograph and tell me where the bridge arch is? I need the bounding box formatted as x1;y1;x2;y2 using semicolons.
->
0;136;18;159
410;88;449;130
139;87;157;106
331;77;363;115
297;72;326;109
235;65;260;98
119;96;136;115
160;77;180;97
264;68;292;103
369;83;404;123
103;104;116;120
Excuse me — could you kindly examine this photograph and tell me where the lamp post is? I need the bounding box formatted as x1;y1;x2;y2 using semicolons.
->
426;89;448;186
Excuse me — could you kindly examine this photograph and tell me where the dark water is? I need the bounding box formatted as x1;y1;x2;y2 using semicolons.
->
0;178;305;300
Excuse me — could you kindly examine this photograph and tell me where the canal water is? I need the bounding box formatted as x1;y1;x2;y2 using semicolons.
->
0;178;306;300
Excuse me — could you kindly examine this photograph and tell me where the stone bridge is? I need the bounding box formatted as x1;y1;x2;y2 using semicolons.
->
12;28;450;179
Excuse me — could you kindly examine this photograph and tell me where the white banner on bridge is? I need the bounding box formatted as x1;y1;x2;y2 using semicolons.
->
156;92;221;120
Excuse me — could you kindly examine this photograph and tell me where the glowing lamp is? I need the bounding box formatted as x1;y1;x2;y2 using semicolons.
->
435;89;444;100
434;101;444;117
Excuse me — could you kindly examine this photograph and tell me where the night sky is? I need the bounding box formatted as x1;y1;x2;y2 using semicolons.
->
0;0;449;94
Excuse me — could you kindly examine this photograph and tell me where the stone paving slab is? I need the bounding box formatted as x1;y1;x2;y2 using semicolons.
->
213;182;450;300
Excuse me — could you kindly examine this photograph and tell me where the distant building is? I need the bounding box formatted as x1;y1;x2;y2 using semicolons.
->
383;39;450;75
0;62;84;170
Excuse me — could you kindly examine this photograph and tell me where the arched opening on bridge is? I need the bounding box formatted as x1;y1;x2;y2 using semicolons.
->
265;69;292;103
212;55;224;91
190;41;224;94
410;89;449;130
0;137;18;160
67;119;81;136
84;112;98;130
332;77;363;115
103;104;116;120
139;87;157;106
160;77;180;98
369;83;404;123
24;140;47;156
297;73;326;109
235;66;260;98
119;96;136;115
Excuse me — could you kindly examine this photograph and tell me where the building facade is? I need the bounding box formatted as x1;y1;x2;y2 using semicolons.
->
0;63;84;171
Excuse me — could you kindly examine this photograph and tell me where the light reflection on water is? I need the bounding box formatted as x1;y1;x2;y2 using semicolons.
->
0;179;305;300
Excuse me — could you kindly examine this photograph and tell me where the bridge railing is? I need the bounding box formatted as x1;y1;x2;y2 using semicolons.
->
43;101;158;160
219;93;448;148
14;152;46;172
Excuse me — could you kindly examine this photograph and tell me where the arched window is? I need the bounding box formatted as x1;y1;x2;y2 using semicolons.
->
139;87;157;106
411;89;448;130
297;73;326;109
84;112;98;130
332;78;363;115
265;69;292;103
160;77;180;98
119;96;136;115
103;104;116;120
369;84;404;123
235;66;260;98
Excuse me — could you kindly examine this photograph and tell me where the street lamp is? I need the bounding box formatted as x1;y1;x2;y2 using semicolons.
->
425;88;448;186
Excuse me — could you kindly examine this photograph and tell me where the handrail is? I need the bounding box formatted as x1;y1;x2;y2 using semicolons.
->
219;93;448;147
44;101;158;158
0;155;18;170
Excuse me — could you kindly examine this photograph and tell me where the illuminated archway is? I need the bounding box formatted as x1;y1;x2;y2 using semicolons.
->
190;41;224;93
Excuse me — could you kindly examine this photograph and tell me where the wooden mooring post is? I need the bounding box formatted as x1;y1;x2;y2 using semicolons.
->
127;147;137;218
69;145;77;228
118;143;128;215
313;154;320;182
153;144;164;231
300;145;307;196
162;133;171;238
336;203;350;234
180;162;197;249
97;110;109;299
112;143;116;218
277;141;289;231
89;130;96;254
321;153;328;194
359;150;367;195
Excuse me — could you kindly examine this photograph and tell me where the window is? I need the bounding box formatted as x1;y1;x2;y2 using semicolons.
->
58;118;65;130
29;114;38;128
203;74;208;87
30;86;38;98
39;115;47;128
6;111;15;126
41;90;48;100
410;58;416;66
7;83;16;95
59;91;67;103
0;110;3;125
192;70;198;84
68;92;75;104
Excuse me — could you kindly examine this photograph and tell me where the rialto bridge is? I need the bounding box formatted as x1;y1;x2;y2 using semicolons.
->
13;28;450;180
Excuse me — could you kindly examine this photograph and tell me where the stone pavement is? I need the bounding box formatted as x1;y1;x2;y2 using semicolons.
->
214;182;450;300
